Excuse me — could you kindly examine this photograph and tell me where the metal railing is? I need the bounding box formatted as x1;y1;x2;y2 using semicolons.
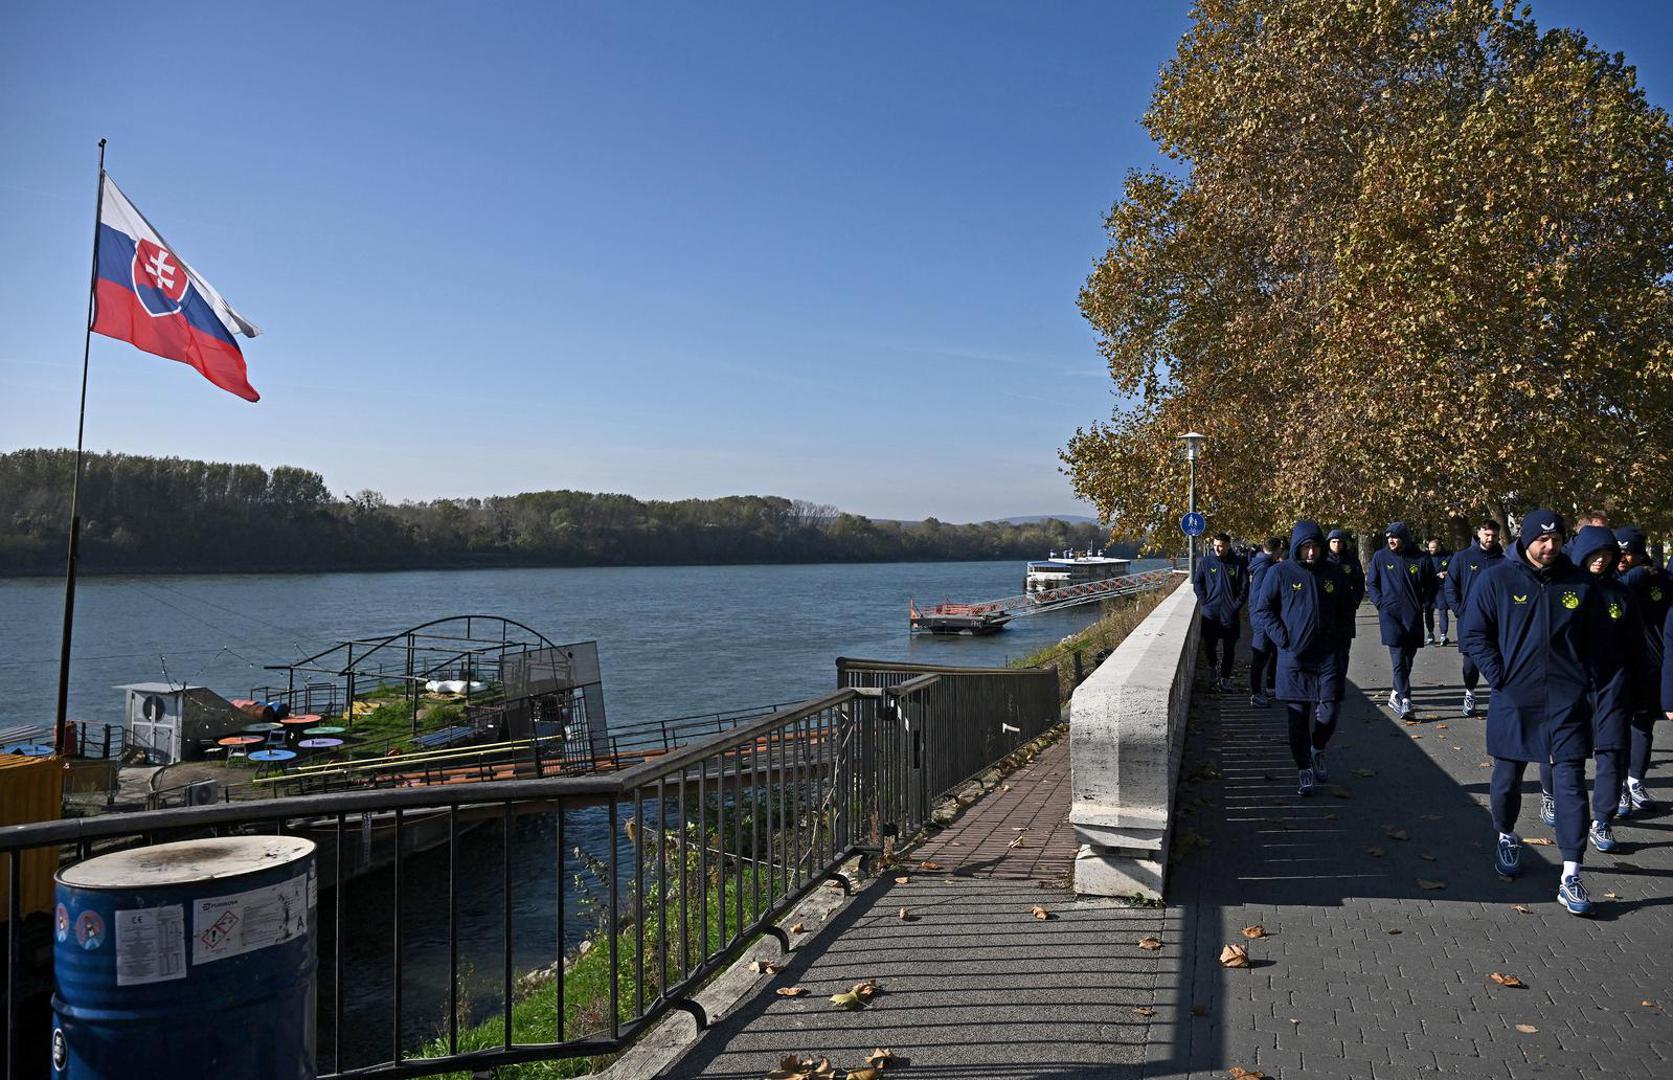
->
1;661;1060;1079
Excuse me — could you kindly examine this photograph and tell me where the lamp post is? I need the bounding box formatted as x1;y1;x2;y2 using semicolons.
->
1178;432;1206;576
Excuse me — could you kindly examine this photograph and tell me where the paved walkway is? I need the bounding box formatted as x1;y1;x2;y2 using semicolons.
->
661;608;1672;1079
1152;608;1673;1079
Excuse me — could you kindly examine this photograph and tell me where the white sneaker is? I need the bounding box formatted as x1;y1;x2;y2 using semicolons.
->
1439;635;1450;646
1462;689;1476;716
1387;689;1400;711
1425;634;1436;646
1398;696;1415;720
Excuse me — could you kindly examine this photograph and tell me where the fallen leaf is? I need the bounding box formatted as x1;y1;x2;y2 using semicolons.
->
1331;786;1354;799
1404;718;1420;726
1435;723;1448;730
1007;836;1027;849
894;876;910;884
1489;972;1526;988
1219;943;1251;968
830;990;864;1010
1366;846;1386;858
1386;928;1402;935
788;923;806;934
1478;760;1492;768
849;1070;880;1080
1419;852;1436;861
1011;826;1029;831
1355;768;1377;778
1525;837;1554;846
1410;734;1423;740
897;907;913;921
1512;904;1534;914
1138;936;1164;951
1240;925;1266;939
1514;1023;1539;1033
776;986;808;997
1416;879;1447;891
766;1054;835;1080
1132;1006;1157;1018
1384;827;1410;841
917;861;943;871
1228;1066;1267;1079
750;960;780;975
851;981;879;1001
1603;891;1619;899
1643;1000;1661;1009
865;1048;896;1069
1031;905;1052;920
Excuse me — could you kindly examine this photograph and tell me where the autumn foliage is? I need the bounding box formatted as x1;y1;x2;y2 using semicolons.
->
1063;0;1673;541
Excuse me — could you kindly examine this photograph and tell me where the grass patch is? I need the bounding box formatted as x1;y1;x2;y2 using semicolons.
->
419;863;777;1079
1013;585;1173;700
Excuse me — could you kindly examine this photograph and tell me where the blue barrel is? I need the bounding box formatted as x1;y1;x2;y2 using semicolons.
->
52;836;317;1079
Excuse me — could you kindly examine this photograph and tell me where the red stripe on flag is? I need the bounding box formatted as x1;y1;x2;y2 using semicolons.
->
91;280;260;402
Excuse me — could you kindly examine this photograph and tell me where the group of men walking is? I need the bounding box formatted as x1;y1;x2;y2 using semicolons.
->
1192;513;1673;916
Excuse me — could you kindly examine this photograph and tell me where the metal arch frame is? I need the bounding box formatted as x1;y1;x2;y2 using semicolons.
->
272;615;562;678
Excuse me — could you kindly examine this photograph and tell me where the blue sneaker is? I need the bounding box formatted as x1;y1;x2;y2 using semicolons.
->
1311;749;1329;783
1589;820;1617;853
1558;874;1593;916
1627;780;1657;813
1297;768;1315;797
1617;786;1632;820
1494;833;1521;879
1539;792;1556;828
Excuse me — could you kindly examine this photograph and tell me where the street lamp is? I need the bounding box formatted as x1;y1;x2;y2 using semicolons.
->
1178;432;1206;575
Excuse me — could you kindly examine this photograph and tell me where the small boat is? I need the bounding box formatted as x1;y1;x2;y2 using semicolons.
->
907;600;1013;636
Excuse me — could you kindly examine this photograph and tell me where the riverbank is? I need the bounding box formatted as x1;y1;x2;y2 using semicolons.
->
1011;584;1173;700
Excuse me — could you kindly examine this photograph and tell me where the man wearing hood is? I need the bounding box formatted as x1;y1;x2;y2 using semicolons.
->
1421;538;1452;645
1246;536;1286;707
1617;526;1671;813
1538;526;1637;854
1445;520;1505;716
1461;509;1600;915
1366;522;1430;719
1193;533;1246;693
1250;521;1353;796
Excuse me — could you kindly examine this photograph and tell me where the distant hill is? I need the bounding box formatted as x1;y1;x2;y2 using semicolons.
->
991;514;1101;526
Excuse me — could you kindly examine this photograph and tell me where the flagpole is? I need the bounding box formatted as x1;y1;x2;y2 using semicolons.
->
53;138;107;758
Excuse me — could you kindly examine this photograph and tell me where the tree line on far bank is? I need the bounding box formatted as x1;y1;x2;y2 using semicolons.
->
0;449;1125;575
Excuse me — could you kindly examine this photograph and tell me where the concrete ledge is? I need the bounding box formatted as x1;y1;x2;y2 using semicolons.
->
1069;576;1199;900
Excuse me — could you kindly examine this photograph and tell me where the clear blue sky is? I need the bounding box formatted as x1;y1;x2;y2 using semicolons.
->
2;2;1667;522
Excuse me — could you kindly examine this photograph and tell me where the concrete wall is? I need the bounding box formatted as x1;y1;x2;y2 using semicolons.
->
1069;576;1199;900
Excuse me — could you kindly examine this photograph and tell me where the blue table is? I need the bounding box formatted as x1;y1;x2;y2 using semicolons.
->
248;749;297;764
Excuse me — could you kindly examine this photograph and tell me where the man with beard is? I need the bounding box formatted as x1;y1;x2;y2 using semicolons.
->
1250;521;1352;796
1462;509;1600;915
1366;522;1430;719
1445;520;1506;717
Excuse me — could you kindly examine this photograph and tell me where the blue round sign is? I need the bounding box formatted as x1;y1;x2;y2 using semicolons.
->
1180;511;1206;537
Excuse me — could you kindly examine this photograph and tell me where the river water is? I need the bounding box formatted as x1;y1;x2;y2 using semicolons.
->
0;559;1163;1067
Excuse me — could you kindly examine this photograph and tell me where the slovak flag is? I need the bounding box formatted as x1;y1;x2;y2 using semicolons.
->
91;174;261;401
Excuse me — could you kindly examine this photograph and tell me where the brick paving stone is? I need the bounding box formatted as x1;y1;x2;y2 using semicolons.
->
1144;604;1673;1079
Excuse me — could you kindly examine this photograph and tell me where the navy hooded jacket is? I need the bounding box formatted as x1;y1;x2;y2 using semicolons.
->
1365;524;1430;649
1460;539;1597;763
1249;521;1352;704
1572;526;1636;751
1664;605;1673;713
1247;550;1278;651
1324;529;1366;639
1418;548;1451;605
1443;541;1505;617
1192;549;1246;626
1617;530;1671;713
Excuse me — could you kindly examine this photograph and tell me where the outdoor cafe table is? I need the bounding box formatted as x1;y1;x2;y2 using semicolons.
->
248;749;296;765
217;735;264;748
297;737;344;750
242;722;284;735
302;726;345;736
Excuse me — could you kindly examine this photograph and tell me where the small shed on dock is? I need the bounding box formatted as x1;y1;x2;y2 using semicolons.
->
115;683;241;764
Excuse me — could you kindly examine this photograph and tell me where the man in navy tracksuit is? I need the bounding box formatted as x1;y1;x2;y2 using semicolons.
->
1325;529;1365;677
1246;536;1285;706
1461;509;1599;915
1193;533;1246;692
1536;526;1637;853
1617;526;1671;813
1250;521;1352;796
1366;522;1430;719
1421;538;1452;645
1445;520;1505;716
